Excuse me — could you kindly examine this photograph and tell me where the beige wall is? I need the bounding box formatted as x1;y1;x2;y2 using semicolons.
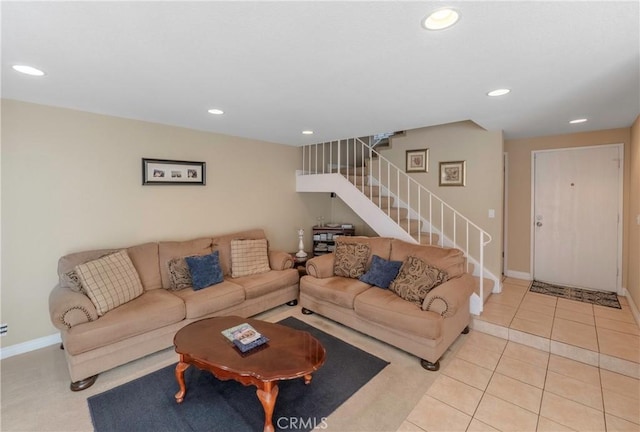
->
0;100;343;347
628;116;640;312
377;121;504;278
504;128;632;290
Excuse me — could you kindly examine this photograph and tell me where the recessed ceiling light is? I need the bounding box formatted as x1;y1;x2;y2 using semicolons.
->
207;108;224;115
12;64;45;76
487;88;511;97
569;118;588;124
422;8;459;30
302;130;314;135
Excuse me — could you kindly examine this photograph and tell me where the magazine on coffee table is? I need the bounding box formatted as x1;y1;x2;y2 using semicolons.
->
221;323;269;352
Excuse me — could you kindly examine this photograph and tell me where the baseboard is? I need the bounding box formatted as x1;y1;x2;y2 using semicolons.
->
504;270;532;280
622;287;640;327
0;333;61;360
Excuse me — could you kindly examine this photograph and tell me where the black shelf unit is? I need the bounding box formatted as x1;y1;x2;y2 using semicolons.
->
312;225;355;256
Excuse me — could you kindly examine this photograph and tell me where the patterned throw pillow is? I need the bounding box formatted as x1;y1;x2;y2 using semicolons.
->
167;257;192;291
359;254;403;289
333;242;371;279
389;256;448;307
185;251;224;290
74;250;144;316
230;239;271;278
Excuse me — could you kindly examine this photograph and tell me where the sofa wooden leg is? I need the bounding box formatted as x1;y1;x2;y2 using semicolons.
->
301;307;314;315
286;299;298;306
461;326;470;334
70;375;98;391
60;343;64;350
420;359;440;371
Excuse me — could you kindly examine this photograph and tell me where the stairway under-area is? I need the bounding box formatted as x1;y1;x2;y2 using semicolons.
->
296;136;498;315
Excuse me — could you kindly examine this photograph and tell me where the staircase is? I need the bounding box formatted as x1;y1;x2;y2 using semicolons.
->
296;137;498;315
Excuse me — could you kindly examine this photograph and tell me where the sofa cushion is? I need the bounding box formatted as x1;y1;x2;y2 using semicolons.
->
75;250;145;316
389;240;465;279
167;257;192;291
185;251;224;290
333;242;370;278
389;256;449;307
231;268;299;299
158;237;214;288
354;288;443;340
333;236;392;269
63;289;185;355
58;249;117;292
171;280;245;319
300;276;371;309
212;229;267;276
127;242;162;290
359;255;403;289
230;238;270;278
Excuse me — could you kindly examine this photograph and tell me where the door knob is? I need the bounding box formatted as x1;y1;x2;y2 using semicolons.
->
536;222;543;227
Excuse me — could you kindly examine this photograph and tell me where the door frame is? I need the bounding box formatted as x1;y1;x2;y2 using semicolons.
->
529;143;624;294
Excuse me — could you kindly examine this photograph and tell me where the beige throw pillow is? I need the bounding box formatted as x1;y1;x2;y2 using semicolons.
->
230;239;271;278
75;249;144;316
389;256;448;307
333;242;371;279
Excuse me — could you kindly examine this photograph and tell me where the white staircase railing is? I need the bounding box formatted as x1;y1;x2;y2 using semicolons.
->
299;137;493;313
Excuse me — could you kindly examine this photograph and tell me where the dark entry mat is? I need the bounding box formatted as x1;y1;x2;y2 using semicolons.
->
530;280;621;309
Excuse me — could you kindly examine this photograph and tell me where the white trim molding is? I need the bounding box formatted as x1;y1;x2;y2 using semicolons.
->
623;288;640;328
0;333;61;360
505;270;532;281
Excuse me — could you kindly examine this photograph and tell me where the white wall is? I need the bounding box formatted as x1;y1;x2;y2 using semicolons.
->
1;99;336;347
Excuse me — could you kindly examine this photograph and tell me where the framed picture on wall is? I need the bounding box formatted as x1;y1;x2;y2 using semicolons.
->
439;161;466;186
142;158;206;185
406;149;429;173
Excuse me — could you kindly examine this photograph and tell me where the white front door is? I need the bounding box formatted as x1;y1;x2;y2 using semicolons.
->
533;145;621;292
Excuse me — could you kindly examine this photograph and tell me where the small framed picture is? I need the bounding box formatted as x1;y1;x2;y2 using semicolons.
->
406;149;429;173
439;161;466;186
142;158;206;185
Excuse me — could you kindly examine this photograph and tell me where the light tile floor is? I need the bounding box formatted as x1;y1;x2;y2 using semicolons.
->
398;277;640;432
2;282;639;432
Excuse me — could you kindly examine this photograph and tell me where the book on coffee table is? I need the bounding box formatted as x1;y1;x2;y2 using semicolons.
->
221;323;269;352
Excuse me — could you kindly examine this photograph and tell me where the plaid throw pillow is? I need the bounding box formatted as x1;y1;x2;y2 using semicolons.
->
230;239;271;278
75;249;144;316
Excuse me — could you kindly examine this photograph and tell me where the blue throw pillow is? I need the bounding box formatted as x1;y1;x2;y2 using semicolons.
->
185;251;224;290
359;255;403;289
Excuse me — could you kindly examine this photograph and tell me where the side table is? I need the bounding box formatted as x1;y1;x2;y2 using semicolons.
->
290;253;310;276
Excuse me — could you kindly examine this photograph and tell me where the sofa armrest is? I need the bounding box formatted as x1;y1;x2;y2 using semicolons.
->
305;253;335;278
421;273;475;317
49;284;98;330
269;250;294;270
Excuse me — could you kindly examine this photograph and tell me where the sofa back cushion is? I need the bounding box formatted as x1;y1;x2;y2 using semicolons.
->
212;229;267;276
158;237;214;288
74;249;144;316
126;242;162;290
58;248;118;292
333;236;392;270
389;240;466;279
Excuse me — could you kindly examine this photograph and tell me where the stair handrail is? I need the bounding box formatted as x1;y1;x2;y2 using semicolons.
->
300;137;492;310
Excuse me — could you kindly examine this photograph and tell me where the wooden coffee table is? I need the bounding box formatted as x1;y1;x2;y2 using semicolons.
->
173;316;326;432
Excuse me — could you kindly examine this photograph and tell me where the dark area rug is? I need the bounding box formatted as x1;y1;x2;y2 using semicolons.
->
88;317;389;432
530;280;621;309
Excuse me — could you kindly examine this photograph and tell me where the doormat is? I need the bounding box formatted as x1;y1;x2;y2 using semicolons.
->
530;280;621;309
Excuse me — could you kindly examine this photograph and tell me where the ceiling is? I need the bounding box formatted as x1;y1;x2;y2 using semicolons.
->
2;1;639;146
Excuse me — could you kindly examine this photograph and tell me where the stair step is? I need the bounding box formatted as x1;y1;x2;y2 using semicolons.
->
371;196;394;208
398;218;422;235
412;233;440;245
474;276;495;303
339;166;368;176
382;207;408;219
344;174;369;186
355;185;381;196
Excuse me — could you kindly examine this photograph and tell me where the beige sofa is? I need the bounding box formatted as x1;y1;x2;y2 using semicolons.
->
49;228;299;391
300;236;474;370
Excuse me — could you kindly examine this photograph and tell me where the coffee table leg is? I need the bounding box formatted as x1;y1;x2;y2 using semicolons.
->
256;382;279;432
174;361;190;403
304;374;313;385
